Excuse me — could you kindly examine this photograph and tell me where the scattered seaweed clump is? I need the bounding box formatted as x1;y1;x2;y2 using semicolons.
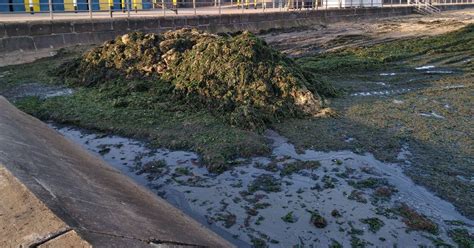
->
448;228;474;248
395;203;438;234
281;211;297;223
310;211;327;228
360;217;385;233
248;174;282;193
56;29;335;130
280;160;321;176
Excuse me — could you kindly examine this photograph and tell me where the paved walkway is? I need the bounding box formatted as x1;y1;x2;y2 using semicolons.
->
1;2;472;22
0;3;425;22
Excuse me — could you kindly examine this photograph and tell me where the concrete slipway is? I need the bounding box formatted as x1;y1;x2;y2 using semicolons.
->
0;96;232;247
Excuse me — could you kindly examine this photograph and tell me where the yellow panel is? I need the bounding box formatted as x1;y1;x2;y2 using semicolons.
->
64;0;75;11
132;0;142;9
100;0;114;9
24;0;40;12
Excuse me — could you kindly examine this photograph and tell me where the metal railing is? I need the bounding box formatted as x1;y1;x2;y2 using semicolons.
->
0;0;472;20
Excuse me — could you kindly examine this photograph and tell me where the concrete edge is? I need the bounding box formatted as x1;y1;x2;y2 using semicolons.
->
0;96;234;247
0;165;91;248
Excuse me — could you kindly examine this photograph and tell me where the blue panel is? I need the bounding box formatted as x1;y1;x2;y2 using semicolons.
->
112;0;121;10
90;0;99;10
39;0;48;11
142;0;151;9
76;0;88;10
52;0;64;11
11;0;25;11
0;0;9;12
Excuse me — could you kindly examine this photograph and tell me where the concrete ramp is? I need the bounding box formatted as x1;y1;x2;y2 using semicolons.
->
0;96;232;247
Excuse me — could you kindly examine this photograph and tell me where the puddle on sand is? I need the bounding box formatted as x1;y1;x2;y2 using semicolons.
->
419;111;445;119
415;65;454;74
416;65;436;70
52;124;473;247
350;88;412;97
379;72;397;76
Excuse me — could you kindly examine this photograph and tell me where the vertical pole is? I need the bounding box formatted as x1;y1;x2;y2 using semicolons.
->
49;0;53;20
162;0;165;16
218;0;221;14
193;0;196;14
89;0;92;18
126;0;130;17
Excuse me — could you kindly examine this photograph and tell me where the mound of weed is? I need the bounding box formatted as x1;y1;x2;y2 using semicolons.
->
56;29;335;130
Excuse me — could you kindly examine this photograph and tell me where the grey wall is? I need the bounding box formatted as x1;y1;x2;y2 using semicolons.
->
0;5;472;54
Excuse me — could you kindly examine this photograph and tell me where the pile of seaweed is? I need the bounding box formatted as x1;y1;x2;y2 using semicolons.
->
57;29;335;130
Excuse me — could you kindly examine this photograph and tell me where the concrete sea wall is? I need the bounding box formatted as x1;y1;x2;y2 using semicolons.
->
0;7;413;53
0;5;472;54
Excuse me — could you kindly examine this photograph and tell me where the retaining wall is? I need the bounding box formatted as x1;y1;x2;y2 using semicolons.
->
0;4;472;54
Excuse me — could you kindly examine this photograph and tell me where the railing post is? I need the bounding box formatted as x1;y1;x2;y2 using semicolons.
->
218;0;221;14
126;0;130;17
88;0;92;18
193;0;196;14
162;0;165;16
48;0;53;20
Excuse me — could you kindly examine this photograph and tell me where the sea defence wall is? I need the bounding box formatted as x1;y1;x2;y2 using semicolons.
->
0;96;233;247
1;5;473;55
0;6;414;54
